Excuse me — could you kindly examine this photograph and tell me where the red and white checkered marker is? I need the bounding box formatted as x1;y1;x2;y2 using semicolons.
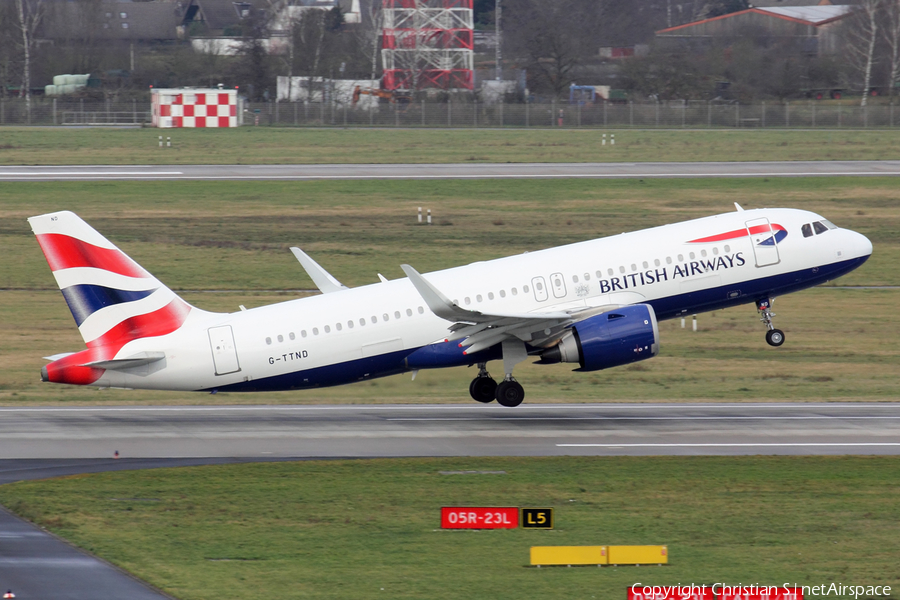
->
152;89;238;128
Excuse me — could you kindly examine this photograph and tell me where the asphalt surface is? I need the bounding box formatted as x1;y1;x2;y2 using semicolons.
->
0;505;171;600
2;403;898;599
2;160;900;181
2;403;900;462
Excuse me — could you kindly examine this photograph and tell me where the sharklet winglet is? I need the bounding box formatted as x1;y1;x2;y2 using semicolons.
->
290;248;349;294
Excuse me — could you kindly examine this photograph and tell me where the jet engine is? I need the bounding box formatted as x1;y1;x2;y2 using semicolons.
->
538;304;659;371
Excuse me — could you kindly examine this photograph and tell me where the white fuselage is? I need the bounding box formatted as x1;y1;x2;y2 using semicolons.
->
95;208;872;392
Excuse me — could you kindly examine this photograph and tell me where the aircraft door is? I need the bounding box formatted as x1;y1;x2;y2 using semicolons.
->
550;272;567;298
208;325;241;375
745;218;781;267
531;276;549;302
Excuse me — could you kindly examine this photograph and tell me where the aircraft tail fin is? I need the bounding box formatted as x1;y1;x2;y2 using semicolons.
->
28;210;195;350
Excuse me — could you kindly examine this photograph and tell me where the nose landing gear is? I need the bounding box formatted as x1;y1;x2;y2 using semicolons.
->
757;298;785;347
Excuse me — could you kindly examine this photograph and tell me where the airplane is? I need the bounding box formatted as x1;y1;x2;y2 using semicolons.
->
29;206;872;407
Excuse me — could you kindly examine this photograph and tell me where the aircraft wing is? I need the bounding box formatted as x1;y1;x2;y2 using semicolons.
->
401;264;575;354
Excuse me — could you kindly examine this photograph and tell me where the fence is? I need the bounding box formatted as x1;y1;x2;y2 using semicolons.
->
0;98;149;125
1;97;898;128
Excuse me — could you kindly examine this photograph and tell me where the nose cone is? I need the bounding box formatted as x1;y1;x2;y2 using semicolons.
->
848;229;873;260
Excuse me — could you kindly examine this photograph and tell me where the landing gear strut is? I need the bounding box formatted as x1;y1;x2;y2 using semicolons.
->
757;298;785;347
469;363;497;403
495;339;528;407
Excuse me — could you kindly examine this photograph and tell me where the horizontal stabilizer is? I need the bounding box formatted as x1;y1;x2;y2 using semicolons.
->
290;248;349;294
43;352;76;362
84;351;166;370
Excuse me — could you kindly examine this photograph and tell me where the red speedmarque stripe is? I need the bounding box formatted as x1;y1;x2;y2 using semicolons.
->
36;233;149;278
87;298;191;349
689;223;786;244
46;298;192;386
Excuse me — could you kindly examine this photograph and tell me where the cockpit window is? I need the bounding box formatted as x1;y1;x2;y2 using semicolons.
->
801;224;813;238
821;219;838;230
813;221;828;235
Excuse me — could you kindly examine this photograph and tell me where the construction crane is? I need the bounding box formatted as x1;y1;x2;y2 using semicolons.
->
352;86;411;107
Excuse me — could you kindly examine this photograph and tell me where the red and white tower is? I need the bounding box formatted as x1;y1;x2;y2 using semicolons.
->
381;0;474;91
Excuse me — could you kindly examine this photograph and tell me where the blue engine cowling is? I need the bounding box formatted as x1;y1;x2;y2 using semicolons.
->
538;304;659;371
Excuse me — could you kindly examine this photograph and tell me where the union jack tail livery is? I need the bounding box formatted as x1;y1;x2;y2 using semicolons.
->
29;211;199;385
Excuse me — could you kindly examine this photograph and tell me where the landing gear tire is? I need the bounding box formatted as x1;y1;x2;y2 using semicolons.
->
766;329;785;347
469;377;497;403
495;380;525;407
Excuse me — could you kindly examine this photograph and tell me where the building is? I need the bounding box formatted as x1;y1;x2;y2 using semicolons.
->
38;0;360;56
39;0;184;44
185;0;361;55
656;5;855;56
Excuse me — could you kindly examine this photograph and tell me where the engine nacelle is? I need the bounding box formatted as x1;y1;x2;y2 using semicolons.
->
539;304;659;371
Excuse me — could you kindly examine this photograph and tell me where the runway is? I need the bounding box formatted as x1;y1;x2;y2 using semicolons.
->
2;402;897;599
2;403;899;463
2;160;900;181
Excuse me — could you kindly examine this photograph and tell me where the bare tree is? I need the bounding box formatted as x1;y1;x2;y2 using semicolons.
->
884;0;900;98
362;0;383;83
845;0;881;107
505;0;591;99
291;9;329;100
263;0;300;100
14;0;43;122
0;3;20;97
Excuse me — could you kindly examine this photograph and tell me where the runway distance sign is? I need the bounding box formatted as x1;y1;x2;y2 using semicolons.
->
521;507;554;529
440;507;518;529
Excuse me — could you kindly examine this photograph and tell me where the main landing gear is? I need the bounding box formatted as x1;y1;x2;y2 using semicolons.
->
468;340;529;407
469;364;497;403
757;298;785;347
468;364;526;407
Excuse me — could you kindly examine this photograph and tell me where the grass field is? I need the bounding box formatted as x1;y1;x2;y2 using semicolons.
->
1;130;899;600
2;128;900;164
0;176;897;405
0;456;897;600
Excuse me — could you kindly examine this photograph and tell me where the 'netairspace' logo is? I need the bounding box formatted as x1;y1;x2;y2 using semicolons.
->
629;582;892;600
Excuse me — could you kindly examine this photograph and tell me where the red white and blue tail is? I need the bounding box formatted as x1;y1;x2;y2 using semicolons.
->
29;211;195;384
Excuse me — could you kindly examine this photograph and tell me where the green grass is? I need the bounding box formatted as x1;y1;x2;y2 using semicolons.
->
0;457;897;600
2;128;900;164
1;176;898;405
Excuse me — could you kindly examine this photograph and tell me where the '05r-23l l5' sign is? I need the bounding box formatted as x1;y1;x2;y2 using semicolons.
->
440;507;554;529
